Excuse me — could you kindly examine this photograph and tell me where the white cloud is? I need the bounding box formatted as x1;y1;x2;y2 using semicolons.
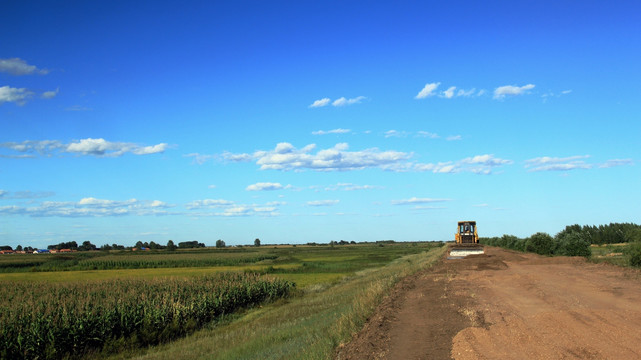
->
599;159;634;168
332;96;366;107
414;154;512;174
41;88;59;99
473;203;489;207
224;142;411;172
208;184;217;189
246;182;286;191
186;199;234;209
321;183;380;191
0;58;48;75
391;197;452;205
446;135;462;141
384;130;408;138
477;89;487;96
0;190;54;199
65;105;92;111
307;200;340;206
441;86;456;99
561;90;573;94
415;82;440;99
309;98;331;108
0;138;168;158
0;86;34;105
416;131;439;139
312;128;351;135
0;197;174;217
525;155;591;172
457;88;476;97
185;198;281;217
493;84;535;99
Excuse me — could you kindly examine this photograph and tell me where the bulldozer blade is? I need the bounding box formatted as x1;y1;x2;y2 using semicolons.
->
448;247;485;259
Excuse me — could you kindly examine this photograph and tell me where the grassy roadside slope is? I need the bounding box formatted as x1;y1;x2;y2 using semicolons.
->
130;245;447;360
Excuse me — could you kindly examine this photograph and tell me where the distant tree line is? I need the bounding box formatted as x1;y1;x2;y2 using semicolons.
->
556;223;641;244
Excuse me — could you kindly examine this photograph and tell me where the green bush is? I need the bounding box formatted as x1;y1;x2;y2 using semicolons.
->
555;231;591;258
525;232;555;255
625;242;641;267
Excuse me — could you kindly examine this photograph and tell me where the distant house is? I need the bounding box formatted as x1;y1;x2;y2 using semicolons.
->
50;249;58;254
0;250;14;255
59;249;72;253
34;249;50;254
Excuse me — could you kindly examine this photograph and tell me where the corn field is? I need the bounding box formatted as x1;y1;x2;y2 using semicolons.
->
0;273;294;359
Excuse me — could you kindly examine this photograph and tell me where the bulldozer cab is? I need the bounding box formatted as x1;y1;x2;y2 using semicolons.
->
455;221;478;244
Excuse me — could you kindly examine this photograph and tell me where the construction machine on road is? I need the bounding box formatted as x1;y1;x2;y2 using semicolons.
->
448;221;485;259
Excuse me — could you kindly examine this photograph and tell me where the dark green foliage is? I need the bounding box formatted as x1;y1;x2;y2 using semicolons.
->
166;240;177;251
47;241;78;250
556;223;641;245
215;239;226;248
555;232;591;257
625;242;641;267
254;238;261;247
0;273;294;360
525;232;555;256
179;241;205;249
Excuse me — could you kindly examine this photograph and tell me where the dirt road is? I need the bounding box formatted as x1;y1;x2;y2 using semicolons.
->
336;246;641;360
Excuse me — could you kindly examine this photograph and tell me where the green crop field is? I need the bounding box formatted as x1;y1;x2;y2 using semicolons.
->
0;242;445;359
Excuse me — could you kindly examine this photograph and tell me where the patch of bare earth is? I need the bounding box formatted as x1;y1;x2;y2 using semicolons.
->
336;247;641;360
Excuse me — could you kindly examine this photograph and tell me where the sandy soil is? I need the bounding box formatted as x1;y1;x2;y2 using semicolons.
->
336;246;641;360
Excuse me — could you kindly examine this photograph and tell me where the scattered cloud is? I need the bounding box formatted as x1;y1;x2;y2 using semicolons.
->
332;96;366;106
65;105;92;111
599;159;634;168
414;154;512;174
472;203;489;207
312;128;351;135
446;135;462;141
185;199;234;209
41;88;59;99
416;131;439;139
441;86;456;99
493;84;535;99
1;138;169;158
415;82;440;99
186;198;280;217
222;142;411;172
525;155;591;172
0;190;55;199
384;130;408;138
457;88;477;97
307;200;340;206
309;98;331;108
208;184;217;189
0;58;49;75
318;183;381;191
0;86;34;105
246;182;289;191
309;96;366;108
0;197;174;217
391;197;452;205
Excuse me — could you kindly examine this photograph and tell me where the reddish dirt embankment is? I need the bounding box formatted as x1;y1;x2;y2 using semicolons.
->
336;247;641;360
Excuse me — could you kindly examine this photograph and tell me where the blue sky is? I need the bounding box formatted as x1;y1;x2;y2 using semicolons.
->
1;1;640;248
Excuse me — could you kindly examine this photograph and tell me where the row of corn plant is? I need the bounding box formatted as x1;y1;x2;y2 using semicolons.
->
0;273;294;359
0;253;279;273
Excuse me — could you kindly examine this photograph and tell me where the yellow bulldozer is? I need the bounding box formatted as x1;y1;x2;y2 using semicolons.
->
448;220;484;258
